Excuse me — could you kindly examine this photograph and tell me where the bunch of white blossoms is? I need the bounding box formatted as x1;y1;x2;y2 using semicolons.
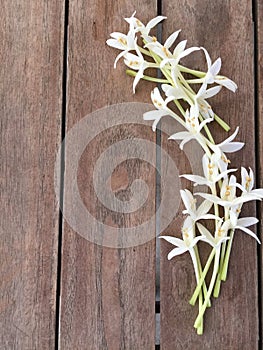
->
107;12;263;334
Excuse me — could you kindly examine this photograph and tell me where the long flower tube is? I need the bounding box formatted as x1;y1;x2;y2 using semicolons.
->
107;12;263;335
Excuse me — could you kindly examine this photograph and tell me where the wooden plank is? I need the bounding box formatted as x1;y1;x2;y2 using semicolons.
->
160;1;258;348
59;2;157;349
255;0;263;346
0;1;64;349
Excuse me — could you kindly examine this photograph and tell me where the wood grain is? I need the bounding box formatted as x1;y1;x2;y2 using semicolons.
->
59;2;157;349
0;1;64;349
160;0;258;348
256;0;263;347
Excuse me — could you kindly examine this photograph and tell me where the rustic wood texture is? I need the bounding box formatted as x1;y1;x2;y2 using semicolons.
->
0;1;64;349
160;0;259;348
256;0;263;347
1;1;262;349
59;1;157;349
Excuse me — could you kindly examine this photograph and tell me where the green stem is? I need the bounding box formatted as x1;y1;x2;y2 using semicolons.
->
194;249;220;328
189;248;204;335
213;241;226;298
178;65;206;77
189;248;216;306
221;230;235;281
126;70;169;83
138;46;153;57
186;78;204;84
214;114;230;132
194;246;211;307
197;292;204;335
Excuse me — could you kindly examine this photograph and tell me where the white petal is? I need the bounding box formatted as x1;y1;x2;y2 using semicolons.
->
151;87;163;103
202;154;210;179
164;30;181;49
106;39;125;50
216;237;230;248
114;50;127;68
218;127;239;146
235;226;261;244
241;167;249;188
249;167;255;190
159;235;185;248
110;32;126;39
196;199;213;216
214;168;237;182
233;194;262;206
210;57;221;76
220;142;244;153
251;189;263;197
179;46;200;59
132;68;143;93
169;131;190;140
196;223;214;244
180;189;192;211
179;135;195;149
190;103;199;119
160;58;175;68
237;217;259;227
198;214;223;221
202;47;212;69
143;109;167;121
146;16;167;31
190;236;204;248
195;192;225;205
162;85;186;100
180;174;209;186
215;77;237;92
202;86;222;99
173;40;187;57
168;247;188;259
198;117;213;132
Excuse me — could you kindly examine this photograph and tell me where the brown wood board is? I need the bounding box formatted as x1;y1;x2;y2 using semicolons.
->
59;2;157;349
0;1;64;349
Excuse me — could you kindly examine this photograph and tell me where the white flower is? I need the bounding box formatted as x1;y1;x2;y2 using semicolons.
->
162;83;189;102
181;154;236;188
160;217;204;260
231;217;261;244
240;167;263;197
196;188;262;207
197;168;263;207
146;30;182;60
168;110;212;150
202;47;237;92
124;44;149;92
220;175;237;201
209;127;244;172
146;35;199;85
191;84;222;120
197;221;230;249
143;87;177;131
125;12;166;42
106;30;136;68
180;189;222;222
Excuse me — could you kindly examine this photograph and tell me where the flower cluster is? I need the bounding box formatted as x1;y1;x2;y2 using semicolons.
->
107;12;263;335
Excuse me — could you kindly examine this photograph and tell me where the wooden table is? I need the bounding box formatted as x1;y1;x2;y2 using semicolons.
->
1;1;262;349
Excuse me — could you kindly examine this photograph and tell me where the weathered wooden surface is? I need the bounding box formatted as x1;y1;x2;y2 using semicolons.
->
160;0;259;349
59;2;156;349
0;1;64;349
1;0;262;349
